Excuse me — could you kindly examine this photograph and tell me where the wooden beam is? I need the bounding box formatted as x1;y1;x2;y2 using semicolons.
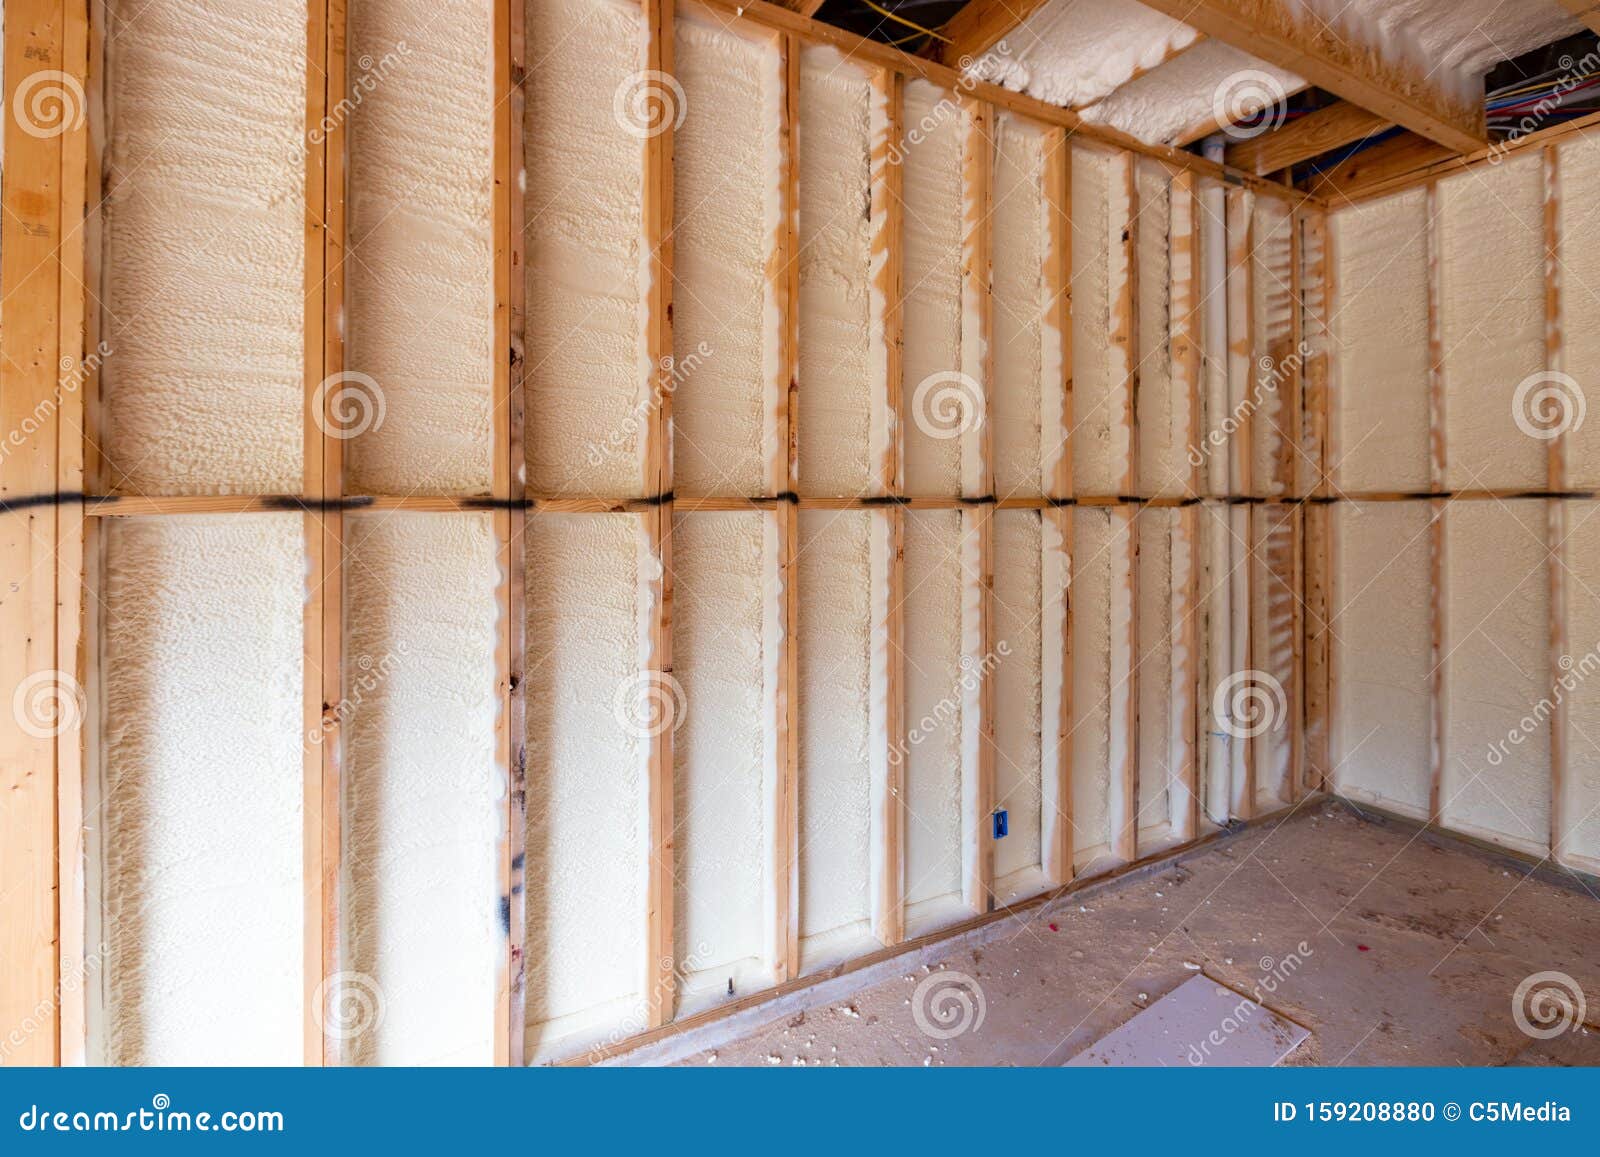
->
1306;130;1452;203
934;0;1052;68
1133;0;1484;153
1226;100;1391;176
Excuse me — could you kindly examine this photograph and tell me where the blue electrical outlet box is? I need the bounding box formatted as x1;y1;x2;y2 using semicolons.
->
992;809;1008;839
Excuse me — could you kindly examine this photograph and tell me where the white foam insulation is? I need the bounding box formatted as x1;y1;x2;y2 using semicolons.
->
670;512;772;1008
524;513;647;1056
1439;156;1546;491
992;510;1046;900
798;46;874;497
1133;160;1180;497
1252;507;1298;812
344;0;495;496
525;0;649;498
797;510;875;968
1558;133;1600;489
1442;501;1550;856
1562;503;1600;872
670;13;784;497
1136;507;1173;850
1070;146;1119;495
1070;506;1115;871
969;0;1199;111
100;0;304;495
1332;502;1433;819
1331;188;1431;492
900;80;966;496
93;516;305;1065
901;510;967;933
340;512;502;1065
991;115;1047;498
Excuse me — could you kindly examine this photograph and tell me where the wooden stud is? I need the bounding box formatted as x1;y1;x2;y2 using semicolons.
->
1544;145;1568;864
1298;207;1333;793
1225;186;1255;820
1108;152;1139;861
1426;181;1447;826
1168;170;1200;839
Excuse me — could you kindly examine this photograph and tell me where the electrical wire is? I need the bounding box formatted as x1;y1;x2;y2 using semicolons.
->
858;0;952;44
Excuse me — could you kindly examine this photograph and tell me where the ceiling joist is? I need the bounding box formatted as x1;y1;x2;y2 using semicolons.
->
934;0;1055;66
1226;99;1392;174
1555;0;1600;37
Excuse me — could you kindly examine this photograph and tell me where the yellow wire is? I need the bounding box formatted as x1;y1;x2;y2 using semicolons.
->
859;0;952;44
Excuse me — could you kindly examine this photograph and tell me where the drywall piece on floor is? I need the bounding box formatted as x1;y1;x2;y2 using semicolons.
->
1133;160;1177;497
93;515;304;1065
901;509;966;933
969;0;1197;111
344;2;494;496
992;510;1045;900
1561;501;1600;872
1065;974;1309;1067
797;510;875;968
1442;500;1549;856
100;0;304;495
1439;156;1546;491
524;513;647;1056
1251;506;1297;811
1070;506;1114;871
798;46;874;497
1332;501;1432;818
900;79;965;497
670;511;771;1009
1136;507;1173;850
1251;196;1296;496
671;13;784;497
525;0;648;498
341;512;501;1065
1330;187;1430;491
1070;146;1117;495
991;115;1046;498
1078;41;1304;147
1559;135;1600;489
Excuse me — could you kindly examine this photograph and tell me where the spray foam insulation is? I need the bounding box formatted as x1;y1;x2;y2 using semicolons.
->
1251;198;1296;496
1562;502;1600;871
970;0;1198;112
1080;41;1303;147
991;116;1046;498
1251;508;1298;811
340;512;502;1065
1070;506;1114;870
1331;188;1430;492
1332;502;1432;818
524;514;646;1053
1070;147;1116;495
1559;134;1600;490
900;80;965;496
797;510;874;966
670;14;784;497
901;510;966;930
525;0;648;499
1439;156;1546;491
670;512;770;1000
1136;508;1172;847
100;0;304;495
798;47;874;497
95;516;304;1065
1442;501;1549;856
1133;161;1178;497
992;510;1045;898
342;1;494;496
